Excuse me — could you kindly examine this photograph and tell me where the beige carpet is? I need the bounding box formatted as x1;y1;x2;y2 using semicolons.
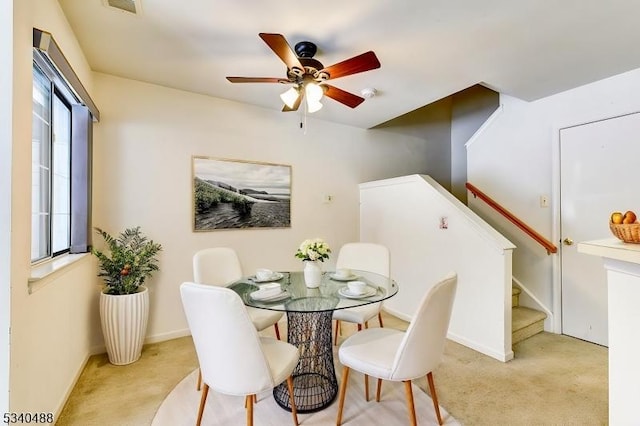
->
152;368;459;425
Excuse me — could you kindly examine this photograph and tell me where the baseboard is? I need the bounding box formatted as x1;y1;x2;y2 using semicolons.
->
382;306;412;323
447;331;514;362
90;328;192;355
54;352;91;421
384;307;514;362
144;328;191;344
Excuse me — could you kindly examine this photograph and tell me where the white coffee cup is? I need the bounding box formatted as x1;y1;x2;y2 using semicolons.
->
256;268;274;281
347;280;367;295
335;268;351;278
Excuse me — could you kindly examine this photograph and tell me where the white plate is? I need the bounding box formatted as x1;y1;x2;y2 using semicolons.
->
330;273;360;282
338;286;377;299
250;290;290;302
252;272;284;283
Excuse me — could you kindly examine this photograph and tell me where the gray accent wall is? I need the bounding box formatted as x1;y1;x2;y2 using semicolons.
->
374;85;499;201
451;85;499;202
375;96;453;188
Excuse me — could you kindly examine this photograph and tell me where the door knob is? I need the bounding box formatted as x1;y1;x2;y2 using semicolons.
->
563;237;574;246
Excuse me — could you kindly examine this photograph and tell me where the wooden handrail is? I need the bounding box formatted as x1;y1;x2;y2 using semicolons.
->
466;182;557;255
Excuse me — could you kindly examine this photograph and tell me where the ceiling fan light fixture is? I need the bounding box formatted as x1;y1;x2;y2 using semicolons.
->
305;82;324;102
306;98;323;113
280;86;300;109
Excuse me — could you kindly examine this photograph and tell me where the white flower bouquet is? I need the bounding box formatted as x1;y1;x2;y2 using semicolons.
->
295;238;331;262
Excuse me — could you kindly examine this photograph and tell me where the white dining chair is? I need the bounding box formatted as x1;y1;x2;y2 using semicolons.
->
333;242;390;345
180;282;299;426
335;272;457;426
193;247;284;390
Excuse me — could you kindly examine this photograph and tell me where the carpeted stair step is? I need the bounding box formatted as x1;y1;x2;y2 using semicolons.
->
512;286;521;308
512;306;546;345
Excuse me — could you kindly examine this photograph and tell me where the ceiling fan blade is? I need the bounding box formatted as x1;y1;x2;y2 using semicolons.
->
259;33;304;71
323;85;365;108
320;51;381;80
226;77;288;83
282;94;303;112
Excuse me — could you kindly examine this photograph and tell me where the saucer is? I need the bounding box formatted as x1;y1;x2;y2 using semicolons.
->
338;286;377;299
330;273;359;282
250;289;290;302
252;272;284;283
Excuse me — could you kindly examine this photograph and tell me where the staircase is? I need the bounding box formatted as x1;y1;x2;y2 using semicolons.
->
512;286;546;345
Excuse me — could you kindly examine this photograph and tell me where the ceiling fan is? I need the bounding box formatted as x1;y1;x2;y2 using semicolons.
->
226;33;381;113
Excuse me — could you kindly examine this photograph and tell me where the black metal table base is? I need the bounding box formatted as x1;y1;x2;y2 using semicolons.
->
273;309;338;413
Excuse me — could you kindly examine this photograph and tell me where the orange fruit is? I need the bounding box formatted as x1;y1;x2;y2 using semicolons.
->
611;211;624;224
623;210;637;224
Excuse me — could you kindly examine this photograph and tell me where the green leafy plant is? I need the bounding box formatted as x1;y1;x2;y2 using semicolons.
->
92;227;163;295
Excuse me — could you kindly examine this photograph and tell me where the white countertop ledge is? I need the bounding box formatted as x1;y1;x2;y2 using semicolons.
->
577;238;640;264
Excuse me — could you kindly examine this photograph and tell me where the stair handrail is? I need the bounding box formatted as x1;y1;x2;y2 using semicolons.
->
466;182;557;255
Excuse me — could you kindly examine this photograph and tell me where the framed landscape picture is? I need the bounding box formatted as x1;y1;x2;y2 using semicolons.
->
192;156;292;231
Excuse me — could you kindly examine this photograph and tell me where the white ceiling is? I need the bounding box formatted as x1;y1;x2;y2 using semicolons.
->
58;0;640;129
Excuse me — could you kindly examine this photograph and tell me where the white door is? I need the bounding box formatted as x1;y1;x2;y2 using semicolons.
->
560;111;640;346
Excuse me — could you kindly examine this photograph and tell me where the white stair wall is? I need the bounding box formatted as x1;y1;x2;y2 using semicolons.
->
360;174;517;362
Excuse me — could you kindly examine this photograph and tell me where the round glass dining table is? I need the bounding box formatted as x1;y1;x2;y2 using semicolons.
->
229;270;398;413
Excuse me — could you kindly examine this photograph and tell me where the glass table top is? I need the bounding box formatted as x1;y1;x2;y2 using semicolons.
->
229;269;398;313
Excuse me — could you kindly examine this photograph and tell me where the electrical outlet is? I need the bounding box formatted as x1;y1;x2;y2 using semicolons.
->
540;195;549;208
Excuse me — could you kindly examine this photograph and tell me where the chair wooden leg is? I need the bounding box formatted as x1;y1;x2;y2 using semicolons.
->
376;378;382;402
357;324;362;331
274;323;281;341
364;321;369;329
378;312;384;328
244;393;258;409
196;368;202;391
427;372;443;425
364;374;369;401
196;383;209;426
334;320;341;345
336;366;350;425
286;375;299;426
245;394;254;426
403;380;417;426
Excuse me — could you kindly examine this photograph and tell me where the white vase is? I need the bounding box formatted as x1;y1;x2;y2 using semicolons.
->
303;260;323;288
99;286;149;365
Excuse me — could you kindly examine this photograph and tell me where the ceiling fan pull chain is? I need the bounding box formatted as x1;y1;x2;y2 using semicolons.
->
303;103;308;134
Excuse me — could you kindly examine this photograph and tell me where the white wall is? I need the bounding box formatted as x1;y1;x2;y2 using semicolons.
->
10;0;100;416
91;73;433;345
1;0;13;415
467;66;640;329
360;175;516;361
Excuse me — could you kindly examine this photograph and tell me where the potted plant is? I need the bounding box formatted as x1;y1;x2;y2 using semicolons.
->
295;238;331;288
92;226;162;365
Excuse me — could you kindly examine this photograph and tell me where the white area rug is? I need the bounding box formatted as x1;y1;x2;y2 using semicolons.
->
152;368;459;425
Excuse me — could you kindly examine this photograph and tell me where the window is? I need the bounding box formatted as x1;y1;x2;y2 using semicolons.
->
31;49;95;264
31;62;74;261
31;64;52;261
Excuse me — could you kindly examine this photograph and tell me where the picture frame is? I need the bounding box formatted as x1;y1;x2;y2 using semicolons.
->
192;156;292;231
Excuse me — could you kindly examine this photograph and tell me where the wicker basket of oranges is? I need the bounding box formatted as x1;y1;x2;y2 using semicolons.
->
610;211;640;243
